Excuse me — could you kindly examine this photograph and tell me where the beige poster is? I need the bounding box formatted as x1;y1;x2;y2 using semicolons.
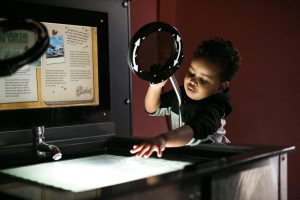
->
0;21;99;111
0;67;38;103
0;28;39;104
41;22;94;104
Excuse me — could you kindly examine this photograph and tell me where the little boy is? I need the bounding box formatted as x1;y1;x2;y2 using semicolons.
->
130;37;241;158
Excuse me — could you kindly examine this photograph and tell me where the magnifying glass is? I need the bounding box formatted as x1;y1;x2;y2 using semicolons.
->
0;19;49;77
128;22;184;126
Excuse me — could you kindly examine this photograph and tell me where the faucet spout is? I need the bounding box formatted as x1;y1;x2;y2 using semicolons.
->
37;142;62;160
33;126;62;161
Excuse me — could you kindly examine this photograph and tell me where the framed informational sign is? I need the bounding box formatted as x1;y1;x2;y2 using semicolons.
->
0;21;99;110
0;0;112;132
0;0;131;140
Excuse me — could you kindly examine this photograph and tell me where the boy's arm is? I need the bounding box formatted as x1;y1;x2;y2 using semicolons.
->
161;125;194;147
145;80;167;113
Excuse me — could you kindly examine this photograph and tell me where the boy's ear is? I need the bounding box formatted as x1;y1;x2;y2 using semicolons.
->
219;81;229;92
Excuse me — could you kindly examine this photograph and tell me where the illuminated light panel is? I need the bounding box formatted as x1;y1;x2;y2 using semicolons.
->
1;155;191;192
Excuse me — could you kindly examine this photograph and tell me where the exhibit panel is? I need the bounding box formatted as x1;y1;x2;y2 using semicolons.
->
0;139;293;200
0;0;130;137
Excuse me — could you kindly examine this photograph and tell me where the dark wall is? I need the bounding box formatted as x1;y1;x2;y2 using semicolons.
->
130;0;170;137
176;1;300;199
131;0;299;199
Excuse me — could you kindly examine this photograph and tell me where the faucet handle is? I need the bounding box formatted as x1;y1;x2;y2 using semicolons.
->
33;126;45;144
34;126;45;135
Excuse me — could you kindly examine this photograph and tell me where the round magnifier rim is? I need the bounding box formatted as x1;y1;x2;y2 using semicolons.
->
127;21;183;84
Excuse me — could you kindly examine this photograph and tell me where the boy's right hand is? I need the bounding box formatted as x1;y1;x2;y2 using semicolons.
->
149;80;168;90
145;80;168;113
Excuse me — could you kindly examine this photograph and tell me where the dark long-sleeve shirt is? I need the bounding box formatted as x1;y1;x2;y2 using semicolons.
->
149;86;232;144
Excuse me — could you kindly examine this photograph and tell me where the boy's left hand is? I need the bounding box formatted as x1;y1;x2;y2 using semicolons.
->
130;135;166;158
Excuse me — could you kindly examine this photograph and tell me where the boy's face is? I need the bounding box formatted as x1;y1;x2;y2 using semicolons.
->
184;58;226;100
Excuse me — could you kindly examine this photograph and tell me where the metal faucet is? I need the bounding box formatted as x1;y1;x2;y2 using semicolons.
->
33;126;62;161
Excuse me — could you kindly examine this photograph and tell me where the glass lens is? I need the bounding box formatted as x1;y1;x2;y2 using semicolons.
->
136;31;173;73
0;29;38;60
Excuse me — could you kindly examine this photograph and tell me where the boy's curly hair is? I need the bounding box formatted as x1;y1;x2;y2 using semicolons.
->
193;37;241;82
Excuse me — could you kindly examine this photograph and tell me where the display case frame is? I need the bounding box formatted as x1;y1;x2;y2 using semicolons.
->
0;0;132;149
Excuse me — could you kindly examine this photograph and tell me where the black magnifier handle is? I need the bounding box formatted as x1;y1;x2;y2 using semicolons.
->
169;75;182;127
128;21;184;127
